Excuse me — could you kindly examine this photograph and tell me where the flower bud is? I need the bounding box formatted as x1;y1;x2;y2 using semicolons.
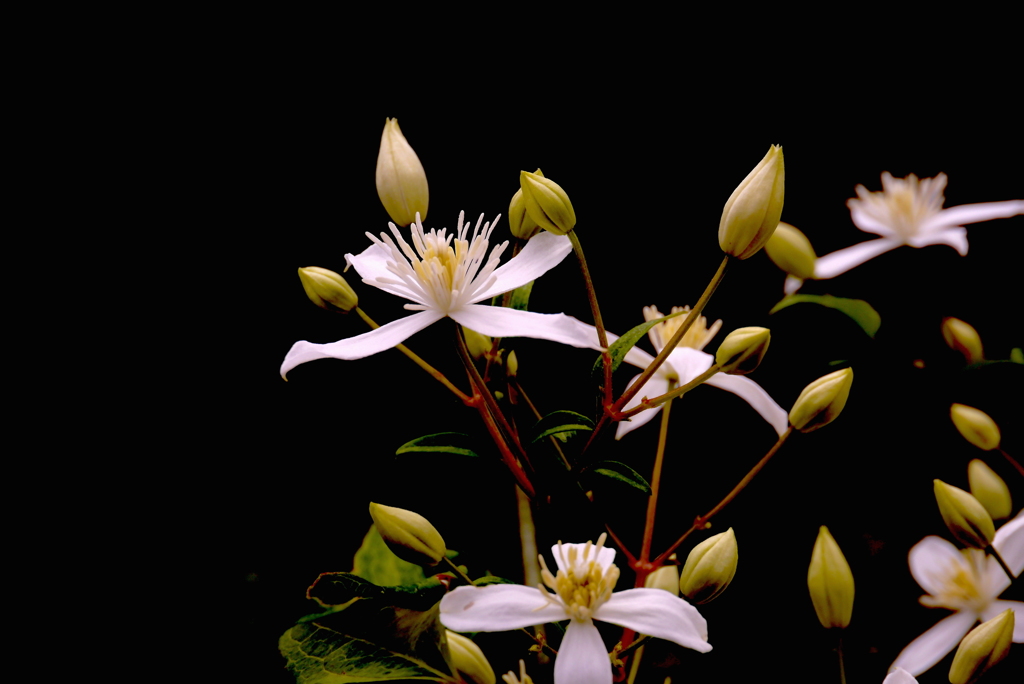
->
967;459;1012;520
376;118;428;227
718;145;785;260
942;317;984;364
679;528;738;604
446;631;496;684
933;480;995;549
506;350;519;378
788;368;854;433
951;404;1001;451
519;170;576;236
462;327;492;361
644;564;680;595
764;222;817;280
948;609;1014;684
508;169;543;239
807;526;854;629
715;327;770;375
368;502;446;566
297;266;358;312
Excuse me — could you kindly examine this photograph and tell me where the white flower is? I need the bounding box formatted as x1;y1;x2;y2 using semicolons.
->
814;173;1024;280
439;534;711;684
614;306;789;440
890;513;1024;676
281;212;600;377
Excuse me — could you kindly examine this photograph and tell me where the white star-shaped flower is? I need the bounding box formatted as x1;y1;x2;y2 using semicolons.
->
281;212;600;377
614;306;789;440
439;534;710;684
813;173;1024;280
890;513;1023;676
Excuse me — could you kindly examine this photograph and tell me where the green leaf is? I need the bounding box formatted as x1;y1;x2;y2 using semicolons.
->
581;460;652;494
591;309;688;379
508;280;534;311
531;410;595;443
396;432;478;458
472;574;517;587
307;571;448;611
769;294;882;338
352;526;428;587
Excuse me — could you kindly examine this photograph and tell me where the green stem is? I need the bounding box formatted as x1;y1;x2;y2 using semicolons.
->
998;447;1024;478
638;384;676;568
617;364;721;421
838;635;847;684
441;556;474;586
567;230;615;411
988;545;1017;581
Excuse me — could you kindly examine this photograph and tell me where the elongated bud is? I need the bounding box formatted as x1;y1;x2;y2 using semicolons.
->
679;528;738;604
933;480;995;549
644;564;680;595
948;609;1014;684
942;317;984;364
765;222;817;280
508;168;543;239
298;266;358;312
376;118;428;226
967;459;1012;520
788;368;854;432
446;631;496;684
519;170;576;235
368;502;446;566
719;145;785;259
807;526;854;629
951;404;1001;451
462;327;492;361
506;350;519;378
715;327;770;375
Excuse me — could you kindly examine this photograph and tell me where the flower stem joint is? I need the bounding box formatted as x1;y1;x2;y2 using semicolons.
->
807;526;854;629
718;145;785;260
519;170;576;236
368;502;447;567
297;266;358;312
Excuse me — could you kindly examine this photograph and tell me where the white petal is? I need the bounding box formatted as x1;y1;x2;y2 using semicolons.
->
615;373;671;440
280;310;443;377
450;306;600;349
783;275;803;295
473;231;573;303
345;241;426;303
438;585;568;633
595;589;711;653
813;239;903;279
921;200;1024;233
553;620;612;684
980;600;1024;642
882;667;918;684
704;373;789;436
551;542;616;575
850;205;900;238
906;226;969;255
666;347;714;385
988;513;1024;594
890;610;976;676
908;536;964;596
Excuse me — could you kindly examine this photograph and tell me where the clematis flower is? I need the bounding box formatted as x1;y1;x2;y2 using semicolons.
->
614;306;789;440
814;172;1024;280
890;513;1024;676
281;212;600;377
439;534;710;684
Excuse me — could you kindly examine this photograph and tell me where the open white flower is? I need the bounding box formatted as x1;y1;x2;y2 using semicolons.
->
814;173;1024;280
614;306;789;440
281;212;600;377
890;513;1024;676
439;534;711;684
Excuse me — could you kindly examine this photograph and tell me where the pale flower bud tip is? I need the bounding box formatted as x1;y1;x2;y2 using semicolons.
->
933;480;995;549
368;502;447;566
715;327;770;375
376;118;429;227
679;528;738;604
719;145;785;260
644;565;680;595
519;170;576;236
807;526;854;629
967;459;1012;519
788;368;853;432
765;222;817;280
948;609;1014;684
951;404;1001;451
942;317;984;364
446;631;496;684
298;266;358;312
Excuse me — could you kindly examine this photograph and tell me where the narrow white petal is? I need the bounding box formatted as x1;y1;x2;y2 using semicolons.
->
906;227;969;255
666;348;714;385
345;241;424;302
882;667;919;684
553;620;612;684
908;536;964;596
615;374;670;440
439;585;568;632
280;310;443;377
783;275;803;295
473;231;573;303
988;514;1024;594
850;205;900;237
813;239;903;279
595;589;711;652
551;542;616;574
980;600;1024;642
921;200;1024;232
450;306;600;349
704;373;789;436
890;611;976;676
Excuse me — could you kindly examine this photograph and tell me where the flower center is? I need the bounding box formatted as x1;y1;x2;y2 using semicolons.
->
920;549;991;613
538;534;620;622
850;173;947;241
644;305;722;354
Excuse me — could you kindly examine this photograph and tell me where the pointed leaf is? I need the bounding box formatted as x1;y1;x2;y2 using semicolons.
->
531;410;595;443
581;460;652;495
396;432;478;458
769;294;881;338
353;526;428;587
591;308;688;379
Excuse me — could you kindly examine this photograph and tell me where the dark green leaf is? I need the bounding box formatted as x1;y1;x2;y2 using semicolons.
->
582;460;652;494
531;410;595;443
396;432;478;458
769;294;881;338
591;308;688;379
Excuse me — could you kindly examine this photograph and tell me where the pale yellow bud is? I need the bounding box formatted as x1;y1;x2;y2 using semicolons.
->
644;564;680;595
715;327;770;375
764;222;817;280
967;459;1012;520
506;350;519;378
679;528;738;604
376;118;428;227
942;317;984;364
933;480;995;549
718;145;785;260
519;170;576;236
948;609;1014;684
297;266;358;312
368;502;446;566
462;327;492;361
951;404;1001;451
508;169;543;239
446;631;496;684
807;526;854;629
788;368;854;433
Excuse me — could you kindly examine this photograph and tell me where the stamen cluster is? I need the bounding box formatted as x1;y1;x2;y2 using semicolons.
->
920;550;991;614
849;172;947;241
538;535;620;622
645;305;722;352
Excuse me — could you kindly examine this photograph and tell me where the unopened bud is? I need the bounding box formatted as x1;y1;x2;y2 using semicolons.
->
376;118;428;227
506;350;519;378
718;145;785;260
765;222;817;280
715;327;770;375
679;528;738;604
788;368;854;432
967;459;1012;520
644;564;680;595
948;609;1014;684
298;266;358;312
508;169;543;239
942;317;984;364
933;480;995;549
462;327;492;361
368;502;446;566
446;631;496;684
807;526;854;629
519;170;576;236
951;404;1001;451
